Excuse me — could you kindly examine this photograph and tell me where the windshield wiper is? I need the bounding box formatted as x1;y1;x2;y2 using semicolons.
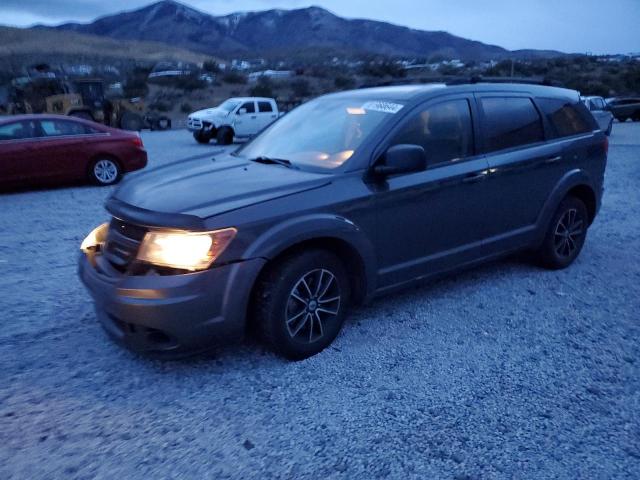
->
250;156;297;169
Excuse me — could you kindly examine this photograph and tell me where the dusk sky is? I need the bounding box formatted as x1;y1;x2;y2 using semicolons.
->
1;0;639;55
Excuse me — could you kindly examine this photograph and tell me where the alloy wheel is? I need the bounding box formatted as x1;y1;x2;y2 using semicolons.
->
554;208;584;258
94;159;118;184
285;269;341;343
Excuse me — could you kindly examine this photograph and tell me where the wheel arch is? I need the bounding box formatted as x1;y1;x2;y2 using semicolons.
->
243;215;377;307
534;169;599;245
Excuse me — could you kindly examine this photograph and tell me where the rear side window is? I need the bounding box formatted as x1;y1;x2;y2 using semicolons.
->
390;99;474;166
537;98;593;138
40;120;89;137
258;101;273;113
480;97;544;152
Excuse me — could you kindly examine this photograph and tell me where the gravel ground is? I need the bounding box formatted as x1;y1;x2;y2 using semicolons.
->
1;124;639;479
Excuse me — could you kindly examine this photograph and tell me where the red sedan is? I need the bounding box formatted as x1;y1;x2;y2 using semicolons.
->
0;114;147;189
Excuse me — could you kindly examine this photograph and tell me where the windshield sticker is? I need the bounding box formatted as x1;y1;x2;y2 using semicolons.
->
362;101;404;114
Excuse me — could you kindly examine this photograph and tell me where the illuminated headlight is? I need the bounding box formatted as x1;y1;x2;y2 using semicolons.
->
80;223;109;253
136;228;237;271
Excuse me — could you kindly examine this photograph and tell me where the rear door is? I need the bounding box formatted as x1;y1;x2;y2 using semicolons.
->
35;119;96;180
0;120;41;186
478;94;593;253
256;100;278;131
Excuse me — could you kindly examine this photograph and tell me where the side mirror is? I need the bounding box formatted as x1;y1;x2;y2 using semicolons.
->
237;108;247;115
374;144;427;176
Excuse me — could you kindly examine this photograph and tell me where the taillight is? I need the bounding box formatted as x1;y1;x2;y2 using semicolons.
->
131;134;143;148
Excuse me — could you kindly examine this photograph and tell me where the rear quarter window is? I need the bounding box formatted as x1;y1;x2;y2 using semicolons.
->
480;97;544;152
537;98;594;138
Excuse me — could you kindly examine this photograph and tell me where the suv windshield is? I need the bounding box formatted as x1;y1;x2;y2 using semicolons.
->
219;99;241;112
238;97;404;170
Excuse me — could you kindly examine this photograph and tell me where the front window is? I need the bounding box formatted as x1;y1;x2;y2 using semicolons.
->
390;99;474;166
219;99;241;113
238;97;404;170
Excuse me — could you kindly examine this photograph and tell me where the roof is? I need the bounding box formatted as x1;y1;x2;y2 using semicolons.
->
327;82;579;103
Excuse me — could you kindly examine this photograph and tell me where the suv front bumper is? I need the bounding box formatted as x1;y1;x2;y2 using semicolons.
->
79;253;265;356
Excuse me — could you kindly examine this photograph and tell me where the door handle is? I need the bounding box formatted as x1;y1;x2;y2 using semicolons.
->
462;171;488;183
545;155;562;164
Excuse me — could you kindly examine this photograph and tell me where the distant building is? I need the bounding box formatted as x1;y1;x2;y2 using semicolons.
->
248;70;295;82
148;61;194;79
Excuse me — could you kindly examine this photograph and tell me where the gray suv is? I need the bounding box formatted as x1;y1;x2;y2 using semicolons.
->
79;83;607;360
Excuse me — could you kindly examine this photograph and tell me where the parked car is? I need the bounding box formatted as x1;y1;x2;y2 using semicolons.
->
581;96;614;135
0;114;147;189
606;97;640;122
80;83;607;360
187;97;279;145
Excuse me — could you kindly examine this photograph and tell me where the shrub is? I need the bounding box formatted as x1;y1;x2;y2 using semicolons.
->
180;102;193;113
249;77;274;98
222;72;248;84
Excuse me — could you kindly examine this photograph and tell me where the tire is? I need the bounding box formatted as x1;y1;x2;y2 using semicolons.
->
89;158;121;186
69;111;93;121
193;131;210;144
216;127;234;145
537;196;589;270
156;116;171;130
253;249;351;360
616;116;628;123
605;120;613;136
120;111;144;131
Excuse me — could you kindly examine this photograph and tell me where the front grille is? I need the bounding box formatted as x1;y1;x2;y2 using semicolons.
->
103;218;147;272
188;118;203;129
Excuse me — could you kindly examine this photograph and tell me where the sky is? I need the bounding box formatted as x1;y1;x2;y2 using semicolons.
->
1;0;639;55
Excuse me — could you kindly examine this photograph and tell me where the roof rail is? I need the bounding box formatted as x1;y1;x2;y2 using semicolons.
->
358;75;562;89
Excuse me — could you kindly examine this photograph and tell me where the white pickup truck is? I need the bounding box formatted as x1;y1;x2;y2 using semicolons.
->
187;97;279;145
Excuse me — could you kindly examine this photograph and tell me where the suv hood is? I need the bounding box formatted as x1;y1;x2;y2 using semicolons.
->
190;107;228;120
110;155;331;224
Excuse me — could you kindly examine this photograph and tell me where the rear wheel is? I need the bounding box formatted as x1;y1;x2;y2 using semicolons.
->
616;116;628;123
120;111;144;131
253;250;350;360
537;196;588;270
156;116;171;130
89;158;121;186
216;127;234;145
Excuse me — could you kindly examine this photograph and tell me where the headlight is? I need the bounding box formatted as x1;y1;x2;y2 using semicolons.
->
80;223;109;253
136;228;237;271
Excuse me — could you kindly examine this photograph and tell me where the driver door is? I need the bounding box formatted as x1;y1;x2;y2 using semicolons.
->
233;101;259;136
372;95;491;289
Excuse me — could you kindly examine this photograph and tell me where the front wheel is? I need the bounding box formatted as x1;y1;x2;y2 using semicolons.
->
537;196;589;270
193;131;210;144
253;250;350;360
216;127;234;145
90;158;121;186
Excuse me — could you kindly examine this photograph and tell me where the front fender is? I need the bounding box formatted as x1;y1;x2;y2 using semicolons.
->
243;214;377;300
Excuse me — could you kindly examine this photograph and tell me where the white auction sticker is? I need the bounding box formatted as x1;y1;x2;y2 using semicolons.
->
362;101;404;114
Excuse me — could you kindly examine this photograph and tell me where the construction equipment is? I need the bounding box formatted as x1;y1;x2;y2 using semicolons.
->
6;76;171;131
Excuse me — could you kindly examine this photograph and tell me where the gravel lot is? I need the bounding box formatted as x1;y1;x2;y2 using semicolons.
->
1;124;639;479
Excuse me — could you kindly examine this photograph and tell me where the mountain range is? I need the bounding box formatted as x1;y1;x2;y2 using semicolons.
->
45;0;564;61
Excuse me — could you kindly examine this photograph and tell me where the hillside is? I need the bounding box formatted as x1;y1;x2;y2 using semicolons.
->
0;25;218;75
50;0;563;61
